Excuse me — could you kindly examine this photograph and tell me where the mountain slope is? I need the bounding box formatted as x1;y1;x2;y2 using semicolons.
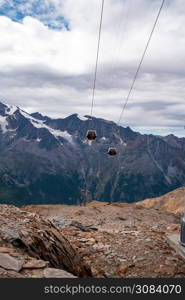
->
137;187;185;214
0;101;185;205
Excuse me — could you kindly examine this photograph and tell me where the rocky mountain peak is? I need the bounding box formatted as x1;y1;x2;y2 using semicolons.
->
30;112;48;121
0;101;185;206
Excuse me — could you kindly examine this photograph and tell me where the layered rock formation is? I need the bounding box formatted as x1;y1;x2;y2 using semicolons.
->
0;204;92;278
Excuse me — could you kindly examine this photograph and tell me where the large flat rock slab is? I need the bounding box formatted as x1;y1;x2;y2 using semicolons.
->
0;253;24;271
43;268;76;278
166;233;185;261
23;259;48;269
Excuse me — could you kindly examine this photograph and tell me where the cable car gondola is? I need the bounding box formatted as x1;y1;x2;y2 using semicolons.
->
86;130;97;141
107;147;117;156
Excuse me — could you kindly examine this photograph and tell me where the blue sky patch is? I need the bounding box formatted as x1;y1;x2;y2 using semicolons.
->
0;0;70;30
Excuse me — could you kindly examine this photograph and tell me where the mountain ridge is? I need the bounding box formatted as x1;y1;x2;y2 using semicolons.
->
137;187;185;214
0;101;185;206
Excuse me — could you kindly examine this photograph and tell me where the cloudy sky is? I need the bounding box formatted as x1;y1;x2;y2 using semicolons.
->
0;0;185;136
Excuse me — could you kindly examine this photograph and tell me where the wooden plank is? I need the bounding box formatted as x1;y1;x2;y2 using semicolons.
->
166;233;185;262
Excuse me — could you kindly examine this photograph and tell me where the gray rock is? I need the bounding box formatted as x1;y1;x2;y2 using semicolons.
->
0;227;20;242
0;267;6;275
106;255;114;259
20;230;29;237
118;258;127;263
134;257;146;263
43;268;77;278
165;256;179;262
145;238;152;243
143;273;158;278
0;253;24;271
79;238;89;242
49;216;71;228
23;259;48;269
0;247;14;254
0;267;24;278
79;238;96;243
70;221;98;232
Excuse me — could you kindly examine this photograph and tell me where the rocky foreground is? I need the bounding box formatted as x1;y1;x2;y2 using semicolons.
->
0;202;185;278
0;204;91;278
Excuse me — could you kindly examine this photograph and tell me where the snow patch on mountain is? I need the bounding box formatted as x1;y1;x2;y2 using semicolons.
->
0;116;8;133
52;130;73;142
77;114;88;121
5;104;17;116
20;110;73;143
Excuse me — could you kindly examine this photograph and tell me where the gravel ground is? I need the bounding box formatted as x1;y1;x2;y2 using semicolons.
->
24;202;185;278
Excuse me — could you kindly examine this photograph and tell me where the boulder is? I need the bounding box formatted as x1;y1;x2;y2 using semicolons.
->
0;253;24;271
23;259;48;269
44;268;76;278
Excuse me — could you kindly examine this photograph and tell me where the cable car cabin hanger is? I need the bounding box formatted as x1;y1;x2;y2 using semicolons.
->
85;0;166;156
86;129;97;141
108;147;117;156
86;1;104;143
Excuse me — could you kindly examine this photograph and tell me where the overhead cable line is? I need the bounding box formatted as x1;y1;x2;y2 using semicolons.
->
117;0;166;126
109;0;131;74
90;0;105;117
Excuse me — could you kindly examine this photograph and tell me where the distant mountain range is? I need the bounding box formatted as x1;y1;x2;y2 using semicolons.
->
0;101;185;206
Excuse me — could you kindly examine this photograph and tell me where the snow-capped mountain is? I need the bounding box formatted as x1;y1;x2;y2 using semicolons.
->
0;102;73;147
0;101;185;206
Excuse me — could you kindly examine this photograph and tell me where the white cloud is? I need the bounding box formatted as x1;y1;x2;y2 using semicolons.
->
0;0;185;136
